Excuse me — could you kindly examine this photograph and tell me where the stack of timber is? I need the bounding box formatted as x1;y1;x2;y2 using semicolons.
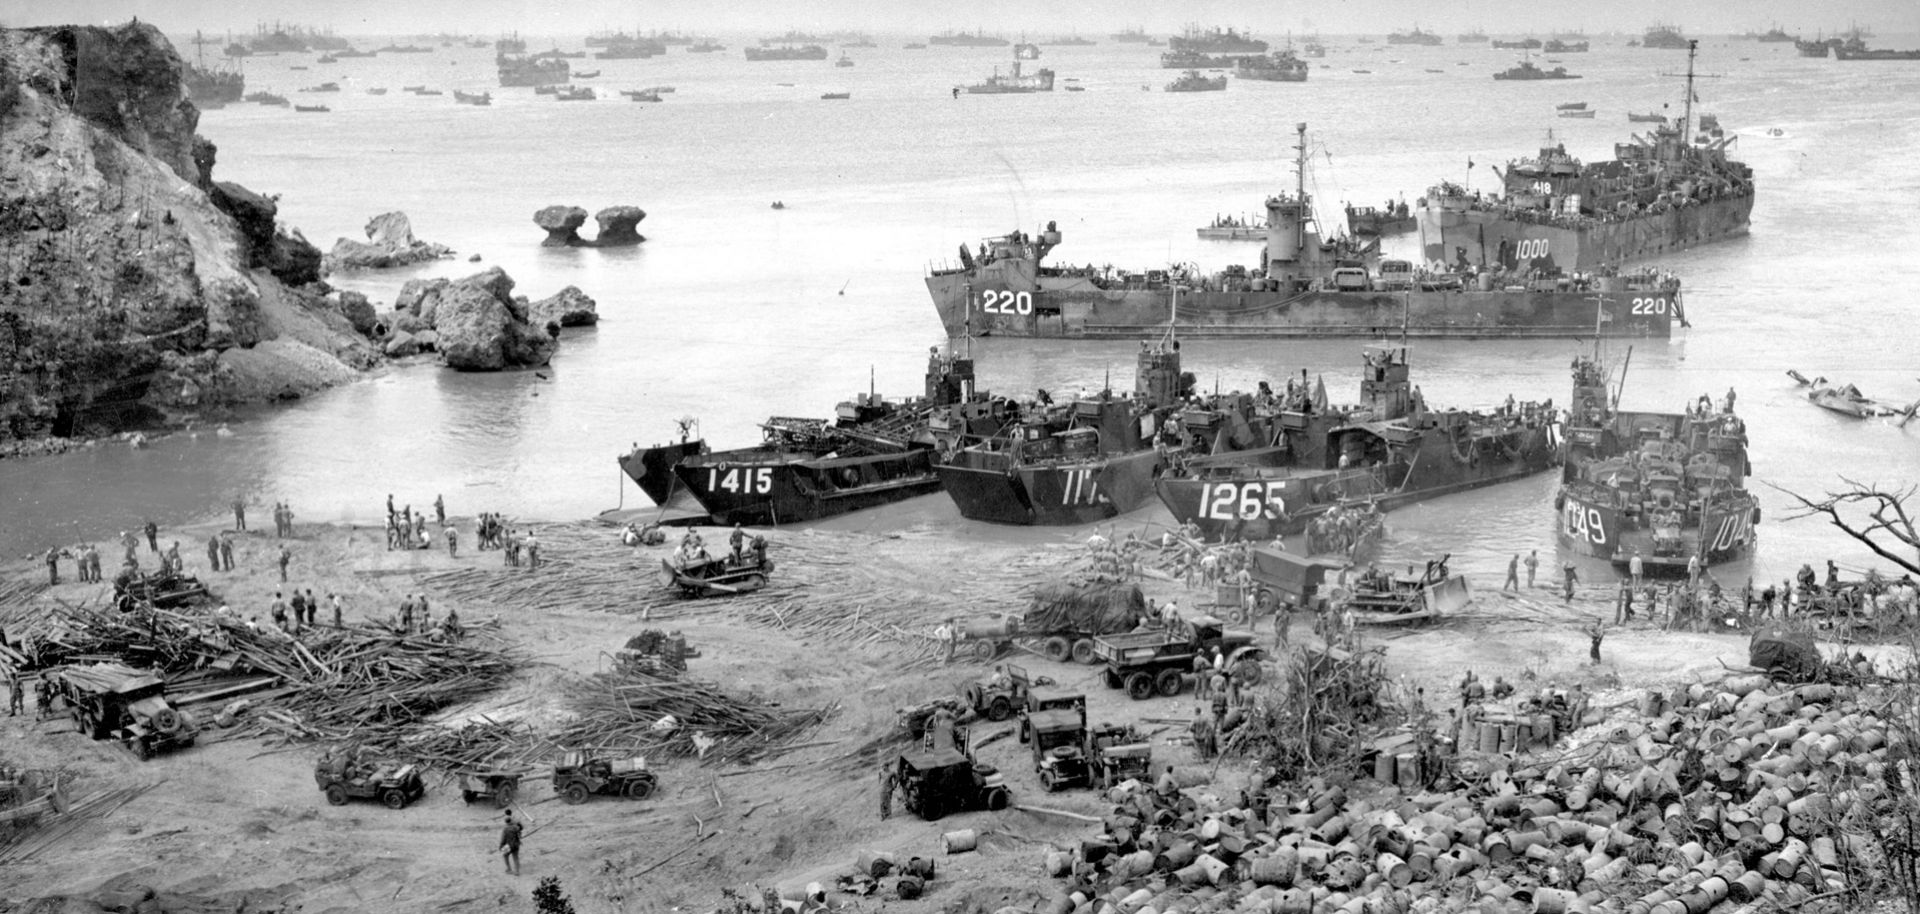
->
1024;667;1915;914
0;781;160;865
558;668;834;766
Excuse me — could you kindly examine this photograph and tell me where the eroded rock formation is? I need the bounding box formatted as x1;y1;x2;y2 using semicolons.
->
533;204;646;246
534;205;589;246
324;211;454;270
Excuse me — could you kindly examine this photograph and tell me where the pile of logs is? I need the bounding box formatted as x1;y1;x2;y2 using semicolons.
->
1031;671;1916;914
559;668;833;766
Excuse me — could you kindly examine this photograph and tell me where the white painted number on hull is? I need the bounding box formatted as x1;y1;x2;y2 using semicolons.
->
1630;298;1668;316
1062;469;1099;505
709;467;773;495
1516;239;1550;260
1199;482;1287;521
979;290;1033;315
1709;512;1754;552
1562;501;1608;545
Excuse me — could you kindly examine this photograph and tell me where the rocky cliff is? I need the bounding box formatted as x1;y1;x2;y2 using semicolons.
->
0;22;372;446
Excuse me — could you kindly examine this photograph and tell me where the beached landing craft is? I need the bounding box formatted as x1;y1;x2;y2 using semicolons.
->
935;340;1188;526
1785;371;1920;421
623;347;1010;525
1555;355;1760;573
925;124;1684;340
1156;346;1559;542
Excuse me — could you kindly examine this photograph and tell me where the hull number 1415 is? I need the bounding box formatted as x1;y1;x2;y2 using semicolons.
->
709;467;773;495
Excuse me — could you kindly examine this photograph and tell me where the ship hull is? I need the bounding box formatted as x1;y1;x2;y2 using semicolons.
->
926;271;1675;340
935;450;1162;525
1159;425;1556;541
1555;486;1759;569
672;449;942;525
619;440;708;504
1418;193;1752;272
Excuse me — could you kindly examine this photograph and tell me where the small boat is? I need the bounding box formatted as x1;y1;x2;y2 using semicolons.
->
1787;370;1919;421
293;104;330;113
366;88;388;95
1558;109;1596;118
317;54;338;63
1064;85;1085;92
1627;111;1669;123
574;69;601;78
415;89;444;96
821;91;851;100
556;86;596;101
1352;69;1372;73
652;86;677;93
453;90;492;106
1424;68;1445;73
534;85;560;95
402;85;426;92
1556;101;1588;110
289;65;308;71
835;53;854;67
622;89;662;102
300;82;340;93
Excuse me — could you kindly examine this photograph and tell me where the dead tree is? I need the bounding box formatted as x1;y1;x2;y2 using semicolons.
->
1776;479;1920;577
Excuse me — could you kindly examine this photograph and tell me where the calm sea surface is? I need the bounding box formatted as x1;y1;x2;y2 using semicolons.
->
6;33;1919;588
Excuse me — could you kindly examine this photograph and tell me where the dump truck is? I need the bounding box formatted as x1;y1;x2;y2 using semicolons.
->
961;581;1147;663
58;663;198;760
1091;617;1267;700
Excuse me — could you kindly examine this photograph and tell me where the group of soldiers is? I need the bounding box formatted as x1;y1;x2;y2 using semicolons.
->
384;495;441;551
1188;646;1258;761
1304;504;1379;557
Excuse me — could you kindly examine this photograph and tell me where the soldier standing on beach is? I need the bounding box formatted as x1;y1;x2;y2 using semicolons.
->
44;548;59;586
878;763;895;819
143;519;159;553
1504;555;1520;592
219;535;235;571
1524;550;1539;588
207;535;222;573
1585;617;1607;663
232;497;247;532
434;494;446;526
277;544;292;582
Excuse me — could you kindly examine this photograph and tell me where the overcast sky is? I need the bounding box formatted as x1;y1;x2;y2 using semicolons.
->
5;0;1917;39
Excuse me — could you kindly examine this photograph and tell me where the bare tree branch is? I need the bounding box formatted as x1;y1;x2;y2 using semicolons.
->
1769;481;1920;577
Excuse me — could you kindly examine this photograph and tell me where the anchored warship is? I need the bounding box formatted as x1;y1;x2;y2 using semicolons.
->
1156;346;1558;542
925;124;1685;341
1418;42;1752;272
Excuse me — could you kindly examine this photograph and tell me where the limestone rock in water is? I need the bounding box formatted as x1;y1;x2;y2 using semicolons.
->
384;330;421;358
531;286;600;328
325;211;454;270
534;205;589;246
333;290;377;336
431;269;558;371
593;206;647;246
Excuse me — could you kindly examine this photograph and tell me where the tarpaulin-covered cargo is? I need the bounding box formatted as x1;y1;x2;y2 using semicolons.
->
1022;582;1146;636
1749;626;1821;682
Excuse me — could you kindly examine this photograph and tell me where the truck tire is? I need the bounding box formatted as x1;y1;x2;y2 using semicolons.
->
563;782;590;805
1125;673;1155;700
1234;658;1264;686
1103;669;1123;690
132;739;153;761
1040;769;1058;792
1156;669;1185;697
1042;636;1071;662
985;787;1010;810
152;708;182;734
625;776;655;800
987;697;1013;722
970;640;997;662
495;782;518;808
325;785;348;806
1070;638;1096;664
382;788;407;810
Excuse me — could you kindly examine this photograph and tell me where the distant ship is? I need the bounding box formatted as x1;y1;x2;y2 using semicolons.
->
497;53;569;87
1165;69;1228;92
745;44;830;61
1756;25;1798;43
1196;214;1267;240
1156;345;1558;542
1544;39;1590;53
1492;38;1543;49
1161;49;1257;69
1040;34;1097;46
595;37;667;59
1641;24;1692;49
925;124;1686;341
1234;48;1310;82
1556;353;1758;572
1387;27;1443;46
1493;60;1581;80
1420;42;1752;271
930;30;1011;47
1170;25;1268;54
1458;29;1490;43
1111;27;1151;43
183;39;244;108
964;51;1055;93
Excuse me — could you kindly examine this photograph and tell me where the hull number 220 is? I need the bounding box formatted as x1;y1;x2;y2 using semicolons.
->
979;290;1033;315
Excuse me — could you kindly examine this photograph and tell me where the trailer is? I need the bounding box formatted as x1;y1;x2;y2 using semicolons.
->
961;581;1147;663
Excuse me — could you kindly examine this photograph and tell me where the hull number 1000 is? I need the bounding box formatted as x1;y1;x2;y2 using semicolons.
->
978;290;1033;315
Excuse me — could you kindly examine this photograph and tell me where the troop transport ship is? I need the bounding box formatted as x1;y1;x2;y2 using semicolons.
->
926;125;1684;341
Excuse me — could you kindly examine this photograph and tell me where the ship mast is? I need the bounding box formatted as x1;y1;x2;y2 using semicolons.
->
1681;40;1697;145
1292;122;1307;257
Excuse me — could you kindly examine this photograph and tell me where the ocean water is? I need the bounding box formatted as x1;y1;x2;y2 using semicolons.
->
6;33;1920;590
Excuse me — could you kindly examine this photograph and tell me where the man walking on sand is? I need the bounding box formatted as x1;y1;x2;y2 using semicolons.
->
1504;555;1520;592
143;519;159;553
499;812;523;875
1524;550;1539;588
277;544;292;582
1585;617;1607;663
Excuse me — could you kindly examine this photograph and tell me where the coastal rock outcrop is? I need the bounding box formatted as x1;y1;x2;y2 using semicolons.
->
389;268;558;371
0;21;373;444
593;206;647;246
533;204;646;246
534;205;589;246
529;286;599;328
324;211;455;270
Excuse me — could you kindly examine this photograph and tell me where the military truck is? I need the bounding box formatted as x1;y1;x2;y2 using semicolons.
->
1088;723;1153;788
1016;684;1087;743
314;747;427;809
59;664;198;760
892;746;1010;820
961;581;1147;663
1091;616;1267;700
1029;707;1092;792
553;751;658;803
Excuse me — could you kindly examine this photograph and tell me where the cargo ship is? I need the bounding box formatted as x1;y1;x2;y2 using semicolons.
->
497;53;568;87
1555;353;1758;572
1492;38;1543;49
930;30;1010;47
1641;25;1692;49
1418;42;1751;272
1156;345;1558;542
628;346;1011;525
1166;70;1227;92
935;339;1188;526
1197;214;1266;240
1161;49;1257;69
1111;27;1151;43
1493;60;1581;80
1387;27;1443;46
1458;30;1490;43
1170;26;1268;54
744;44;829;61
964;53;1055;93
1544;40;1589;53
925;123;1685;341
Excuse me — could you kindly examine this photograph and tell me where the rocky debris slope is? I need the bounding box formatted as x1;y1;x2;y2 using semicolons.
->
385;267;594;370
0;22;371;445
533;204;646;246
323;211;453;270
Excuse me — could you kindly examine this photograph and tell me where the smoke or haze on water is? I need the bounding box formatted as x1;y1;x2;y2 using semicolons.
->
8;0;1917;37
